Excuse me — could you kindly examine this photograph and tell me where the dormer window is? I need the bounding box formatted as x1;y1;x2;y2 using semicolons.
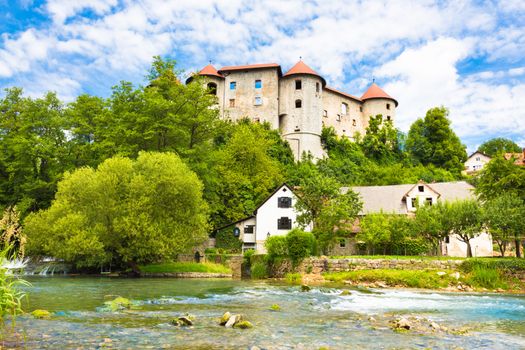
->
295;80;302;90
295;99;302;108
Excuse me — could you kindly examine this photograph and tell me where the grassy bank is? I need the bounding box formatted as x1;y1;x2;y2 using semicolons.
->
329;255;465;260
139;262;231;274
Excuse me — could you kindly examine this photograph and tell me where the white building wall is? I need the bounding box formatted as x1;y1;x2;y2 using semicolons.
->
361;99;396;129
464;152;491;173
405;184;439;212
444;232;493;257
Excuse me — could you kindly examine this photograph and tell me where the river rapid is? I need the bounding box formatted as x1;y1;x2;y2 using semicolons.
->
6;277;525;349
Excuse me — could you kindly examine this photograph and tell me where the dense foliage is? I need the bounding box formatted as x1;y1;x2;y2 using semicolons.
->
25;152;208;270
478;137;522;157
265;229;316;266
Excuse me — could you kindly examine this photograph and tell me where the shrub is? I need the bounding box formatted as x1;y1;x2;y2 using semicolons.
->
265;236;288;258
286;229;316;266
215;229;242;253
285;272;302;284
251;262;268;279
466;266;506;290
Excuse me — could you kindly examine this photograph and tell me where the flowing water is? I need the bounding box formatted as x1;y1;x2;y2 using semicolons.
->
6;277;525;349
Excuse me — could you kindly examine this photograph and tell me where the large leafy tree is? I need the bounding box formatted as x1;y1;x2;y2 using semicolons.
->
414;202;450;255
475;157;525;200
442;200;484;258
357;212;392;255
0;88;69;214
360;115;401;162
24;152;208;270
478;137;522;157
484;193;525;258
405;107;467;174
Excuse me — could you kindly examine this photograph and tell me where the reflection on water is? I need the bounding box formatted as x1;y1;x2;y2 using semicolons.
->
8;277;525;349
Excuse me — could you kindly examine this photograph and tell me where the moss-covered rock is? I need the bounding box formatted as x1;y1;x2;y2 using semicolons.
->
234;320;253;329
340;290;352;296
269;304;281;311
219;311;231;325
301;285;311;292
31;309;51;319
101;296;133;312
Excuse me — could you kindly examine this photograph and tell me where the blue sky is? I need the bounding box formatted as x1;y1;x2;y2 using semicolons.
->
1;0;525;152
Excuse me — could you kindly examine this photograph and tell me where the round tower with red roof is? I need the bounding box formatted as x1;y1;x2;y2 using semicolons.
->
278;60;325;160
360;82;397;127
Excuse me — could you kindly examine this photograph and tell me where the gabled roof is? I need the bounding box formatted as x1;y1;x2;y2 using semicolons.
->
219;63;282;75
283;61;326;86
467;151;491;159
361;83;398;106
198;64;224;78
402;180;441;198
342;181;475;215
324;86;362;103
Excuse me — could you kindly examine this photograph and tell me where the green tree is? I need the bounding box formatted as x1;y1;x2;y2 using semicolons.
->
360;115;401;162
414;202;449;255
484;193;525;257
478;137;521;157
357;212;392;255
405;107;467;174
25;152;208;270
475;157;525;200
442;200;484;258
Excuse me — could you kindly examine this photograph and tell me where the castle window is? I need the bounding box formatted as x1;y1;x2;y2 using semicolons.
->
323;110;327;118
230;81;236;90
336;114;341;121
207;82;217;95
295;80;302;90
254;96;262;106
229;99;235;107
295;99;302;108
352;119;356;126
359;106;363;112
386;116;391;121
387;103;391;110
341;102;348;115
255;79;262;89
277;217;292;230
316;82;320;93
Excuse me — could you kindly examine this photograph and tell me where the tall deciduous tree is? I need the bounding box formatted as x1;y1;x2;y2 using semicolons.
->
484;193;525;258
24;152;208;270
360;115;401;162
475;157;525;201
357;212;392;255
442;200;484;258
478;137;522;157
406;107;467;174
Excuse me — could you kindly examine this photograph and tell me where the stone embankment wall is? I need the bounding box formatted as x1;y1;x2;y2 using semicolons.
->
298;257;464;274
141;272;232;278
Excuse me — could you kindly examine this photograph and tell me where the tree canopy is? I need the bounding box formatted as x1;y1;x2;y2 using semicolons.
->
25;152;208;270
478;137;522;157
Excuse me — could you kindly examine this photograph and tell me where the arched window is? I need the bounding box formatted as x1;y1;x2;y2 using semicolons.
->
295;99;302;108
207;82;217;95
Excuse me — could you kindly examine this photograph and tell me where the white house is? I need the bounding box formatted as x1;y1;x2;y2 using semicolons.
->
343;181;493;257
226;184;311;253
464;151;491;174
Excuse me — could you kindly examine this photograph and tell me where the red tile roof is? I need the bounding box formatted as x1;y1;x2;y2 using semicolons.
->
324;86;362;102
198;64;224;78
361;83;398;106
283;61;326;86
503;150;525;166
218;63;281;72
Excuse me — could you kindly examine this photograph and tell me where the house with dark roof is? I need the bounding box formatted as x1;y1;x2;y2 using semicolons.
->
464;151;491;174
187;60;397;160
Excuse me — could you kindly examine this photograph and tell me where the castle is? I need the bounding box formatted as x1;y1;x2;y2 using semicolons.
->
187;60;397;159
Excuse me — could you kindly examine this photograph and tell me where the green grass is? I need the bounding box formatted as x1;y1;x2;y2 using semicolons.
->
250;262;268;279
323;269;455;289
464;266;507;290
285;272;302;284
139;262;231;274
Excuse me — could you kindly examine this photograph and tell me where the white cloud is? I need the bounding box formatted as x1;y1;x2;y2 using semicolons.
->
46;0;118;24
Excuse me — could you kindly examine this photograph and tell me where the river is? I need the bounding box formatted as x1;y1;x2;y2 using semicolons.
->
7;276;525;349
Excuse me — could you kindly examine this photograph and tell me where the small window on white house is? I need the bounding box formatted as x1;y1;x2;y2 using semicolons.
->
295;99;302;108
386;116;391;121
278;197;292;208
411;198;416;208
277;217;292;230
323;110;328;117
341;102;348;115
244;225;254;234
387;103;391;110
426;198;433;206
295;80;302;90
418;185;424;192
476;157;480;161
255;79;262;89
254;96;262;105
445;236;450;243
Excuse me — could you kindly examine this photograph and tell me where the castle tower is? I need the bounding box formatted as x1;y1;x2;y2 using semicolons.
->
186;64;225;108
278;61;325;160
360;83;398;128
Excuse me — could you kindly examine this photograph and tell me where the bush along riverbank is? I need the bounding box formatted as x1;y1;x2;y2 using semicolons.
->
138;262;232;278
244;251;525;293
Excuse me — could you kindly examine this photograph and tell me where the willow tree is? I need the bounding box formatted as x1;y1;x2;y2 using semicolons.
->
25;152;208;270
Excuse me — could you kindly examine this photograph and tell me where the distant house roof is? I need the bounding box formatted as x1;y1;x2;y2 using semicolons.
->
324;86;362;103
503;149;525;166
342;181;475;215
361;83;398;106
466;151;491;160
283;61;326;86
